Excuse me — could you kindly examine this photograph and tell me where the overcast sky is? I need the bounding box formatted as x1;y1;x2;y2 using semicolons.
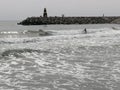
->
0;0;120;20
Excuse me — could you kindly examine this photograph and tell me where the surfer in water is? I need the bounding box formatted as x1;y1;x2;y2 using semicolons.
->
83;28;87;34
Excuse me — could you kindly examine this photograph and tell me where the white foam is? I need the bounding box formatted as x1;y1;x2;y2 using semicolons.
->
0;28;120;52
35;59;50;67
11;61;18;65
0;31;19;34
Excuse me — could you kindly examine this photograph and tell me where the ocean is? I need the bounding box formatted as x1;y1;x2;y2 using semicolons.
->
0;21;120;90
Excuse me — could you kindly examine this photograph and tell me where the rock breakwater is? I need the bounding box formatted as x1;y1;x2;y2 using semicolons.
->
18;16;120;25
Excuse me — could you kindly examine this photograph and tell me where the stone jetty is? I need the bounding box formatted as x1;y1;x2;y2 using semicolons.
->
18;16;120;25
18;8;120;25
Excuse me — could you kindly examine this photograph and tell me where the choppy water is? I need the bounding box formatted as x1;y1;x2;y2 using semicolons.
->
0;21;120;90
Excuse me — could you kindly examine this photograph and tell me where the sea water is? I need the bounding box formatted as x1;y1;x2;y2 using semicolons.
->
0;21;120;90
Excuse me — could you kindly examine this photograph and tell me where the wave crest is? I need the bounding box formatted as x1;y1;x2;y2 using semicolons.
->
1;49;50;57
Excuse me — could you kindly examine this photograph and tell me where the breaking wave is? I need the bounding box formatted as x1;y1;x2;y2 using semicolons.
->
1;49;51;57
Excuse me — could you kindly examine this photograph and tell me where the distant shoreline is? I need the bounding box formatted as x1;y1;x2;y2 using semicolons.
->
18;16;120;25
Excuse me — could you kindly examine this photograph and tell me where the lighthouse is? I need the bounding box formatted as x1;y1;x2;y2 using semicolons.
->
43;8;48;18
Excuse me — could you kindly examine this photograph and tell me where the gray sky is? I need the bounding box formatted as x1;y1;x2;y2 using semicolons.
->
0;0;120;20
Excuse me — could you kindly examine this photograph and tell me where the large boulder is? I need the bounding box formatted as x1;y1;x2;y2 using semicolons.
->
111;18;120;24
